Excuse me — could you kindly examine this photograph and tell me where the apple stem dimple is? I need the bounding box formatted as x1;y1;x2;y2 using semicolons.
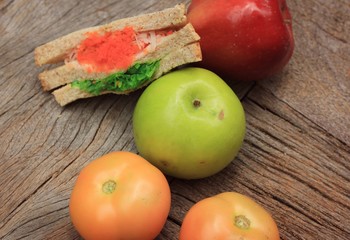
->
193;99;201;108
102;180;117;194
234;215;251;230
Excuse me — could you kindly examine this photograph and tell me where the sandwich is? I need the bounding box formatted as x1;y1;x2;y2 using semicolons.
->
35;4;202;106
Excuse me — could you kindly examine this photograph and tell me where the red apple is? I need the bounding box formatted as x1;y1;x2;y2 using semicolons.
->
187;0;294;81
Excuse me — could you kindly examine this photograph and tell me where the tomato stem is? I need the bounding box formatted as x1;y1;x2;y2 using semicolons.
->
234;215;251;230
193;99;201;108
102;180;117;194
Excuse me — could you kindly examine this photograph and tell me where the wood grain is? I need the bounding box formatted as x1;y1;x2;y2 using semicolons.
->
259;0;350;145
0;0;349;239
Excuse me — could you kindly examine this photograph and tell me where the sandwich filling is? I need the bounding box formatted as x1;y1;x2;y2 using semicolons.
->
75;27;139;73
68;27;172;94
71;61;159;95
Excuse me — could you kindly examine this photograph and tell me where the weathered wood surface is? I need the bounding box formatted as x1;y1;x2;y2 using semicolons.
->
0;0;349;239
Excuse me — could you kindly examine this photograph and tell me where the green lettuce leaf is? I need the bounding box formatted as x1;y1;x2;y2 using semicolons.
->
71;60;160;95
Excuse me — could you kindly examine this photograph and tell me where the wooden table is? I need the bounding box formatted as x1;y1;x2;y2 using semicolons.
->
1;0;349;239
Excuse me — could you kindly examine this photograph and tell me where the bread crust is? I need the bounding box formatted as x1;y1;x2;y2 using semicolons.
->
52;43;202;106
34;4;187;66
39;23;200;91
35;4;202;106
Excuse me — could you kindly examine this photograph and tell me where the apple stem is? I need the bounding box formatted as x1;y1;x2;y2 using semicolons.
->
234;215;251;230
193;99;201;108
102;180;117;194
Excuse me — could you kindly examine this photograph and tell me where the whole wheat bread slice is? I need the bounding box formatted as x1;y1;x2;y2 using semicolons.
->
52;42;202;106
35;4;187;66
39;23;200;91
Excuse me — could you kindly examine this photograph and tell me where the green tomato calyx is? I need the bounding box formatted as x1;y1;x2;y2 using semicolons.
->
235;215;251;230
102;180;117;194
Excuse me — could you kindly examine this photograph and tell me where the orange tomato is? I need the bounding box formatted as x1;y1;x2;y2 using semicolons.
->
179;192;280;240
69;151;171;240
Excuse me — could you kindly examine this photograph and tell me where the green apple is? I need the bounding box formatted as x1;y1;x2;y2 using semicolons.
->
132;68;245;179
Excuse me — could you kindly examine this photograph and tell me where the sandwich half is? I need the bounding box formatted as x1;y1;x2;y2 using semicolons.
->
35;4;202;106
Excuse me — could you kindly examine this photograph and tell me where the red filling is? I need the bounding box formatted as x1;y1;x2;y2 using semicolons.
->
76;27;139;73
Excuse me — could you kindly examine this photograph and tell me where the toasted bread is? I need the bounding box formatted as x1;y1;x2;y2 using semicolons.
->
52;42;202;106
34;4;202;106
35;4;187;66
39;23;200;91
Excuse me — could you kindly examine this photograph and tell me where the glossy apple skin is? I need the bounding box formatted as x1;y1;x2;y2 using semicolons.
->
133;68;246;179
187;0;294;81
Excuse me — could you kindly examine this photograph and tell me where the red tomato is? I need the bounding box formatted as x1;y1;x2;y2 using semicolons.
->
180;192;280;240
69;151;171;240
